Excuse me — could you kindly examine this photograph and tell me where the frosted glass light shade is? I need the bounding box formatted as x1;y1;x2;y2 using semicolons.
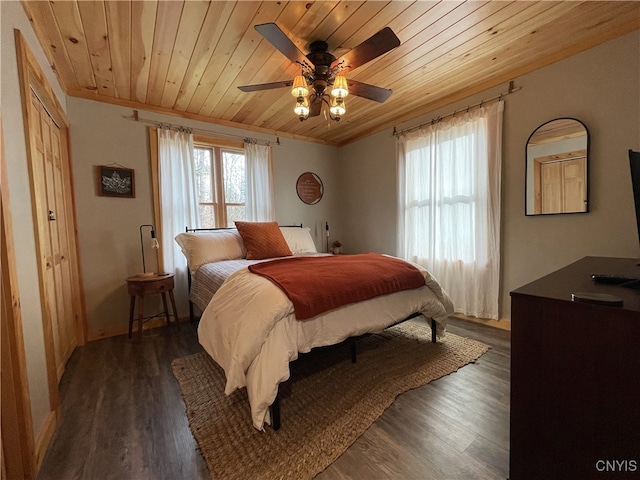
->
329;98;346;117
294;97;309;118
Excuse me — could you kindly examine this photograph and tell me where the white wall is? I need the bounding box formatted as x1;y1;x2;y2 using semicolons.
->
67;97;341;335
1;0;67;439
501;31;639;315
336;129;398;255
340;31;640;321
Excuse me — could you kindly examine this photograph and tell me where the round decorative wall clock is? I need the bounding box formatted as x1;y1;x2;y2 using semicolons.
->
296;172;324;205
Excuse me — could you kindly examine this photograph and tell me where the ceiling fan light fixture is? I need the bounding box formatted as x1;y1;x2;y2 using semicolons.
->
294;96;310;121
331;75;349;98
291;75;309;98
241;23;401;125
329;97;346;121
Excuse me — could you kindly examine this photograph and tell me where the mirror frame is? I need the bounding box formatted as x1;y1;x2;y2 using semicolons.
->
525;117;590;216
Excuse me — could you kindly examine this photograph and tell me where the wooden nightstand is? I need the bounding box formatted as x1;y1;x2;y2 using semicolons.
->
126;273;179;343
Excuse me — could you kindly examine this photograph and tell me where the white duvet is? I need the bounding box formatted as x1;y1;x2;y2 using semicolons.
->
197;258;454;430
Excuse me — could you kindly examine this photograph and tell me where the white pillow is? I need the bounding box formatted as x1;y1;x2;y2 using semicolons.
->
175;229;246;274
279;226;317;254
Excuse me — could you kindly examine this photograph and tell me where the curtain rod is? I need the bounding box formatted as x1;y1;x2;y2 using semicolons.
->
123;110;280;146
393;81;522;137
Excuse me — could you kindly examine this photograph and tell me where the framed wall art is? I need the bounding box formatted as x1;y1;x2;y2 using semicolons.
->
97;165;135;198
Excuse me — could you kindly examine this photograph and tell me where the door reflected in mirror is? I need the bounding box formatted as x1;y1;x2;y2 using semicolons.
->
526;118;589;215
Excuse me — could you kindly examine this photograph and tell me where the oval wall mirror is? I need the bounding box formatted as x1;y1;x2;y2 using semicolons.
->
525;118;589;215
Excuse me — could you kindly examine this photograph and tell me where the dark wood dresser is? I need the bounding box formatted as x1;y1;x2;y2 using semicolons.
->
510;256;640;480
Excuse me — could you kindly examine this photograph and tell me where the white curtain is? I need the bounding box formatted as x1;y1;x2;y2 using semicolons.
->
244;142;275;221
158;127;198;312
397;101;504;319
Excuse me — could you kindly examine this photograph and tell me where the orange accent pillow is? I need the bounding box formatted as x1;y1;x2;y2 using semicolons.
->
234;221;293;260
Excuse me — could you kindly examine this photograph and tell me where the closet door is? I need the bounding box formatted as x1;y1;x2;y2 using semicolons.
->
29;89;77;379
540;158;586;214
561;158;586;212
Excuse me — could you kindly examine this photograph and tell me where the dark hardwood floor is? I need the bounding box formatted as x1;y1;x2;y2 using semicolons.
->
38;317;510;480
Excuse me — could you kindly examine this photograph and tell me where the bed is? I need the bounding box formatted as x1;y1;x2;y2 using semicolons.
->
175;222;454;430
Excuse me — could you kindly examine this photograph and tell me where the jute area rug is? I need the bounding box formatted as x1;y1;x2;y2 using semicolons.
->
172;320;489;480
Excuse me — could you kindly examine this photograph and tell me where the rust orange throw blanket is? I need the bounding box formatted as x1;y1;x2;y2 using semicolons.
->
248;253;426;320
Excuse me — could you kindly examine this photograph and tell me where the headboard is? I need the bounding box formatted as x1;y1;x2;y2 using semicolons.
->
179;224;308;322
185;224;302;233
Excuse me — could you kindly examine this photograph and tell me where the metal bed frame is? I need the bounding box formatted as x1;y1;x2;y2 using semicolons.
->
184;226;232;322
184;224;302;322
183;224;438;430
269;313;437;430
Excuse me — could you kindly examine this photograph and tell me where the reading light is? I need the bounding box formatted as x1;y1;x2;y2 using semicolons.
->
139;224;160;277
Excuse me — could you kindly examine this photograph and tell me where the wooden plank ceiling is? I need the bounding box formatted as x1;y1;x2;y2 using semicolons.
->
22;1;640;146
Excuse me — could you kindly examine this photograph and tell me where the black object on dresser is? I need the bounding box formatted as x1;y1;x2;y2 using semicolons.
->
510;256;640;480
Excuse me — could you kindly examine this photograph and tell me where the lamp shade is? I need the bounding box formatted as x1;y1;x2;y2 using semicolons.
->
291;75;309;98
331;75;349;98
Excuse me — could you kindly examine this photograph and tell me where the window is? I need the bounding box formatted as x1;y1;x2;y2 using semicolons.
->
397;101;503;319
151;129;274;284
193;142;246;228
403;133;479;264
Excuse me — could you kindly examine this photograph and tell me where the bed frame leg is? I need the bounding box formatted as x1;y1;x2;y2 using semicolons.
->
268;317;435;431
271;396;281;431
431;318;437;343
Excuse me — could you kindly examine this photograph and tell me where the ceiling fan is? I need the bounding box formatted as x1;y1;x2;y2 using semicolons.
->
238;23;401;121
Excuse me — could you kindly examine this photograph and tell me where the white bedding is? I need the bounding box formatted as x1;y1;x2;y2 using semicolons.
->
190;259;262;311
189;254;323;312
197;256;454;430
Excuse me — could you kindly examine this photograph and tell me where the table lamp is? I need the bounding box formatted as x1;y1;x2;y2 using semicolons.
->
138;224;159;277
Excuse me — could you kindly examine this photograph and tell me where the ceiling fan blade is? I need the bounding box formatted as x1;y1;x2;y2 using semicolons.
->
255;23;309;68
331;27;400;74
238;80;293;92
347;79;393;103
308;97;322;117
